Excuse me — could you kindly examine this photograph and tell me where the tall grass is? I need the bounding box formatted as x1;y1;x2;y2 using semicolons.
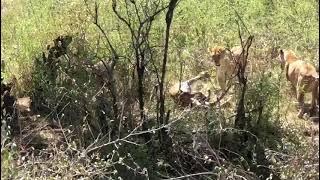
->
2;0;318;90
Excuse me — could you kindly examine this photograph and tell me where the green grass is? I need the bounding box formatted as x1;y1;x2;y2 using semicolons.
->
3;0;318;83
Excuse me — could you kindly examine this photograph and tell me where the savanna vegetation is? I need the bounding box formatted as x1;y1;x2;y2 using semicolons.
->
1;0;319;179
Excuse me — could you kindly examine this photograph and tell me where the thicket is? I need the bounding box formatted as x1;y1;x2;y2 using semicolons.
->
1;0;318;179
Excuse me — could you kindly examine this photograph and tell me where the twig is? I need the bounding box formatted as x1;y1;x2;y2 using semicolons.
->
161;172;217;180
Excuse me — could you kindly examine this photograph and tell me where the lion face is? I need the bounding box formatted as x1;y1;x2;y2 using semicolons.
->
209;46;226;67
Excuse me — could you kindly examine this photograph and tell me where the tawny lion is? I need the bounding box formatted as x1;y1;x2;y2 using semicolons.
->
208;46;245;91
278;49;319;118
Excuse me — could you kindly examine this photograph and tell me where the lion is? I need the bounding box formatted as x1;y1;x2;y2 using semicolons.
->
169;71;211;107
278;49;319;118
208;46;245;91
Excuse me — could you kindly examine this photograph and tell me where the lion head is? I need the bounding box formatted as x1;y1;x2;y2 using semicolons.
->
208;46;226;67
278;49;298;70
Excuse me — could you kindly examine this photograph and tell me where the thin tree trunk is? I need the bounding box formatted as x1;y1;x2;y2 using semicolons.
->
159;0;179;148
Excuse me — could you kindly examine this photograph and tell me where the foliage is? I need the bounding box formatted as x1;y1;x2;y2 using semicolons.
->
1;0;319;179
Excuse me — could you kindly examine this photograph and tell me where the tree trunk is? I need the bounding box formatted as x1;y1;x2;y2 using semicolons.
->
159;0;179;149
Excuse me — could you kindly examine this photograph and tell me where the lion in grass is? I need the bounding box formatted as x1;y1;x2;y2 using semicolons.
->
208;46;246;91
278;49;319;118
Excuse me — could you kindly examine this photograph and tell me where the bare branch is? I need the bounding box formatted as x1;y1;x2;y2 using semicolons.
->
85;118;180;154
162;172;217;180
112;0;137;40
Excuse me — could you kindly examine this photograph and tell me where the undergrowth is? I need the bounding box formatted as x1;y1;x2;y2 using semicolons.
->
1;0;319;179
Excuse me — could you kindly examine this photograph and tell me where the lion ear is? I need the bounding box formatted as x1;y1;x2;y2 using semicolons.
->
279;49;284;55
278;49;285;63
207;48;212;53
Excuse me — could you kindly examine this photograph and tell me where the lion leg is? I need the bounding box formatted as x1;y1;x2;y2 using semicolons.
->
310;82;319;116
290;84;297;99
217;72;226;92
226;75;236;94
296;88;305;119
310;96;316;117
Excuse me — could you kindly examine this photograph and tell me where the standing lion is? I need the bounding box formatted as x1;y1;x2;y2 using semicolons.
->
208;46;245;91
